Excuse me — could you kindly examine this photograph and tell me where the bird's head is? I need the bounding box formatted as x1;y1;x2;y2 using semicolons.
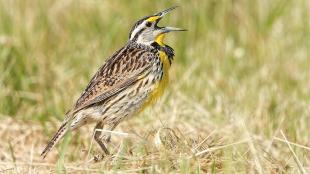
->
129;6;185;46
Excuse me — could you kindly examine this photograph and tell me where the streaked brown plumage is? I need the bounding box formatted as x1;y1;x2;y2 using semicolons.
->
41;6;185;159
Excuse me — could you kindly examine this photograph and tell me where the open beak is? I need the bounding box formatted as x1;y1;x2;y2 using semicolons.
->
154;6;179;18
153;6;186;33
160;26;187;33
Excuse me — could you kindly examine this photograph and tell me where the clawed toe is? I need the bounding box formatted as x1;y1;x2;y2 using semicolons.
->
93;153;106;162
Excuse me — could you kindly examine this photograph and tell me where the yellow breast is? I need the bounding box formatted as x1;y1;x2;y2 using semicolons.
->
155;51;171;98
139;51;170;112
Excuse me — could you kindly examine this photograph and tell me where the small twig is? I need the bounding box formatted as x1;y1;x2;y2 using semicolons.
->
195;138;250;157
0;161;151;173
112;140;125;164
0;161;55;167
94;129;130;137
240;119;263;174
274;137;310;152
86;129;97;162
28;143;34;174
280;130;306;174
0;168;14;173
192;130;216;152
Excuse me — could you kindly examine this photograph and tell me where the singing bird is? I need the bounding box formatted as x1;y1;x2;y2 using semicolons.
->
41;6;185;159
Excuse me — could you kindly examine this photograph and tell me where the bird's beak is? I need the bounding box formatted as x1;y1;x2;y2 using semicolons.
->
154;6;179;19
152;6;186;32
159;26;187;33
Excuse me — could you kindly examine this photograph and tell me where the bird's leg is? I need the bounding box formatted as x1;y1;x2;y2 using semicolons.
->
94;122;110;154
93;121;121;162
102;122;119;143
93;122;109;162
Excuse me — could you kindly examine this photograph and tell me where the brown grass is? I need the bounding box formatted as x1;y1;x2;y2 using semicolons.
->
1;114;308;173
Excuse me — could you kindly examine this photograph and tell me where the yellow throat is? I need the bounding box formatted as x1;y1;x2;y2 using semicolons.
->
138;33;171;112
155;33;166;46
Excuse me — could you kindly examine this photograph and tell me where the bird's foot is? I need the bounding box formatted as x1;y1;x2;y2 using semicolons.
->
93;153;106;162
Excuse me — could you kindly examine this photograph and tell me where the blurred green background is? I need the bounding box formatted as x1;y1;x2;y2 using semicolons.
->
1;0;310;138
1;0;310;134
0;0;309;171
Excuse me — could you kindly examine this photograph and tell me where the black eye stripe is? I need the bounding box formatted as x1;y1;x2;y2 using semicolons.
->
146;22;152;27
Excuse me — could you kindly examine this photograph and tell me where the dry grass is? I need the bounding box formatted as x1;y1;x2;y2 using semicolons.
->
1;0;310;173
1;116;305;173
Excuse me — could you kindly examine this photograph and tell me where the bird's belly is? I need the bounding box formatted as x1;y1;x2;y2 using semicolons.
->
100;78;169;123
99;85;152;123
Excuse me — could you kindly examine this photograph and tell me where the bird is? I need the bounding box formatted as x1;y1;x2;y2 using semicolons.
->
41;6;185;159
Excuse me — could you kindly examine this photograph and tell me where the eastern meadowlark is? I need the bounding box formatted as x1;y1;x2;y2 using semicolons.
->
41;6;185;159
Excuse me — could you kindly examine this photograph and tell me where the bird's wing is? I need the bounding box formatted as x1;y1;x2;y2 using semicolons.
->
67;45;155;117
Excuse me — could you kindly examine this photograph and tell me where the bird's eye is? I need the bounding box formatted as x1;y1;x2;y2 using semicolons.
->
145;22;152;27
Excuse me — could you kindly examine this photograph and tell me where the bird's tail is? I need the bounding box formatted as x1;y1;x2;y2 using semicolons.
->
41;121;69;159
